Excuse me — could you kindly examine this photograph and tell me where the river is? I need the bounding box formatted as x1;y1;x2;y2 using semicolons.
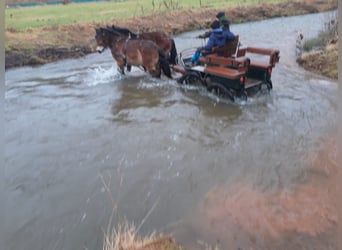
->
5;11;338;250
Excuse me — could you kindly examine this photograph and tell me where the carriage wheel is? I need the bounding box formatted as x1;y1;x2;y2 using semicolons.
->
266;80;273;90
238;90;248;102
207;83;235;102
260;80;272;92
177;72;203;87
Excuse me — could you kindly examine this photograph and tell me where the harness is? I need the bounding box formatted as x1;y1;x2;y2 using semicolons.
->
111;34;130;65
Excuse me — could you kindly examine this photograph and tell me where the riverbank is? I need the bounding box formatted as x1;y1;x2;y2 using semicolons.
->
5;0;337;70
297;41;338;80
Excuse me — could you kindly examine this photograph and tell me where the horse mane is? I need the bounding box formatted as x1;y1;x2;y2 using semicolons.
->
100;27;121;37
110;25;138;38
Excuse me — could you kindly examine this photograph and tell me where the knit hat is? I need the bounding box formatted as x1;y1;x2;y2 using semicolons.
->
210;20;220;29
221;20;230;28
216;12;225;19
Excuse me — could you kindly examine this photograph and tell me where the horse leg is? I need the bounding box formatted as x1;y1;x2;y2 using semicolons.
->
158;49;172;78
118;65;125;75
117;61;126;75
169;39;178;65
114;62;125;75
113;56;126;75
126;64;132;72
155;63;161;78
145;62;161;78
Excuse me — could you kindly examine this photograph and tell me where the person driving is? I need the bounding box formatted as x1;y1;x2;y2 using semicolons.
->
191;20;226;64
196;11;231;39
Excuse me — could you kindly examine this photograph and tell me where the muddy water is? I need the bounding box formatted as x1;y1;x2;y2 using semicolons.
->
5;11;338;250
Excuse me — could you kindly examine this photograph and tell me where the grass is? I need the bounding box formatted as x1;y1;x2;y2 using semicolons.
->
99;170;184;250
302;11;338;51
103;222;183;250
103;222;221;249
5;0;290;31
297;11;338;79
302;37;325;51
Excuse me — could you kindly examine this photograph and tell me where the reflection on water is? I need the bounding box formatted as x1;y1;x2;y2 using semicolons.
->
5;11;338;250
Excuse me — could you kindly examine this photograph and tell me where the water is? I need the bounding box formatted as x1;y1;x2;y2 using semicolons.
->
5;11;338;250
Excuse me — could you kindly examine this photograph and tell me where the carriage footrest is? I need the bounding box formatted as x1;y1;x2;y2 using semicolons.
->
244;78;264;89
204;66;244;79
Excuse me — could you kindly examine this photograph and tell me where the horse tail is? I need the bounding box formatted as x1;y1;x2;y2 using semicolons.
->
169;39;178;65
158;49;172;79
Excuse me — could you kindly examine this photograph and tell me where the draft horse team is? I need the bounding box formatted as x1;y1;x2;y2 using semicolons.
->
95;26;177;79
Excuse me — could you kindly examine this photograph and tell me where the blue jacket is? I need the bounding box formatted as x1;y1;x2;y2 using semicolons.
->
223;30;235;41
201;28;226;52
192;29;236;63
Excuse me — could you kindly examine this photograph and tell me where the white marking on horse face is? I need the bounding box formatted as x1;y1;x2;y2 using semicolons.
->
96;46;104;53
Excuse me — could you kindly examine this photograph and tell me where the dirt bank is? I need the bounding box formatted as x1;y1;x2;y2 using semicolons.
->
297;41;338;80
5;0;337;70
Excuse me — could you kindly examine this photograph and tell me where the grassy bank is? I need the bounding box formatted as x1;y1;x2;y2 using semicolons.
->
296;11;338;79
6;0;291;31
5;0;338;69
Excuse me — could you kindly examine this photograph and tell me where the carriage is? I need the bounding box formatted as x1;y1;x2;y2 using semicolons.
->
172;35;280;102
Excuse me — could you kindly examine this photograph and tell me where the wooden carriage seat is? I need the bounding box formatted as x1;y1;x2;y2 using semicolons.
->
212;35;239;57
202;55;250;79
236;46;280;69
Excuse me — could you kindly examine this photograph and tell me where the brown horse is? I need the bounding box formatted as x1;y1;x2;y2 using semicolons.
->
95;27;172;78
110;25;178;65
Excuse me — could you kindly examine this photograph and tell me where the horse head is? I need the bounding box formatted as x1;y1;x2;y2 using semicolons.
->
95;27;121;53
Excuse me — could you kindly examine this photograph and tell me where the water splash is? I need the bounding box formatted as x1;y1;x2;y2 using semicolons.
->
137;77;177;89
85;65;122;86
